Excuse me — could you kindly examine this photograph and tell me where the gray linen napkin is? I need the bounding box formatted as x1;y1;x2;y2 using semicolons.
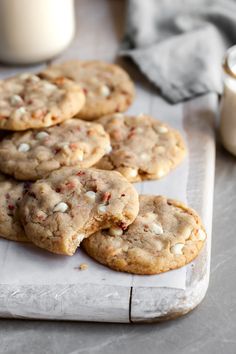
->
120;0;236;102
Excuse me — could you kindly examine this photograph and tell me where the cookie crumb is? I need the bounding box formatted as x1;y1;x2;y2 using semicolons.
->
79;263;88;271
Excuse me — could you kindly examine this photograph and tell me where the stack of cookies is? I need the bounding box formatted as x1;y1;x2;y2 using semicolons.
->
0;61;206;275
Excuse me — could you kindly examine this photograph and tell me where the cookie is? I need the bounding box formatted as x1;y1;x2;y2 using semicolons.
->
95;114;186;182
0;73;85;130
19;167;139;255
0;173;29;242
0;119;110;181
40;60;135;120
82;195;206;275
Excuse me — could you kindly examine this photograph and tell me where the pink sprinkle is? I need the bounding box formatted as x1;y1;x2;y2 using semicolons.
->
76;171;85;176
102;192;111;204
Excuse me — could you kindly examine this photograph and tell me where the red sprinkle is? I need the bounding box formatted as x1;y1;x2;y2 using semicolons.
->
69;143;78;150
117;221;128;231
8;204;15;211
37;214;46;221
65;181;76;190
83;88;88;95
128;127;136;139
102;192;111;204
76;171;85;176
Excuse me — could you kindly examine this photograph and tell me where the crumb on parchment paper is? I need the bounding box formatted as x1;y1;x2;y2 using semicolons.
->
74;263;88;271
79;263;88;270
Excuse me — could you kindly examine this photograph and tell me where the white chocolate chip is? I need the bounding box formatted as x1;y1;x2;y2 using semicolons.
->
118;167;138;179
10;95;23;106
198;229;206;241
36;131;49;140
100;85;110;97
43;82;56;91
53;202;68;213
171;243;184;255
155;167;166;179
30;75;40;83
18;143;30;152
105;145;112;154
151;222;163;235
60;142;69;148
15;107;26;116
128;168;138;178
98;204;107;213
76;233;85;243
109;227;123;236
77;150;84;161
85;191;96;201
140;153;149;160
157;126;168;134
136;127;144;133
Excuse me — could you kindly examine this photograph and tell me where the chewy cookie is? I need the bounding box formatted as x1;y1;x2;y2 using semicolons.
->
41;61;135;120
82;195;206;275
0;119;110;181
0;173;28;242
19;167;139;255
95;114;186;182
0;73;85;130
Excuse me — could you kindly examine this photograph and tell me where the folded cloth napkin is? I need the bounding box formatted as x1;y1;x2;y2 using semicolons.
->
120;0;236;102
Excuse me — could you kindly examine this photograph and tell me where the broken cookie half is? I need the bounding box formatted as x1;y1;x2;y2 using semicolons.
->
19;167;139;255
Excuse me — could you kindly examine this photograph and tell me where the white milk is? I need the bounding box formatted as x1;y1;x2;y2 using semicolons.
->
0;0;75;64
220;48;236;156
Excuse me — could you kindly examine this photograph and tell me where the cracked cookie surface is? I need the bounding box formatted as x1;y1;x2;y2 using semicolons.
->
82;195;206;275
0;119;110;180
0;73;85;130
19;167;139;255
41;60;135;120
95;114;186;182
0;173;28;242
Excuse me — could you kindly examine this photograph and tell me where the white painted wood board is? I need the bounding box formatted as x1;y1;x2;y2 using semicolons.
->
0;0;216;322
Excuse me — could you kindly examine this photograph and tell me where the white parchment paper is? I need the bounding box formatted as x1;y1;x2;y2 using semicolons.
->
0;93;189;291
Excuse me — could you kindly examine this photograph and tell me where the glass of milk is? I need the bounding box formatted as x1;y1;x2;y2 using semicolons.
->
0;0;75;65
220;45;236;156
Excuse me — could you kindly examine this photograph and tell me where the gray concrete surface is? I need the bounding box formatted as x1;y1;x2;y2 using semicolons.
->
0;142;235;354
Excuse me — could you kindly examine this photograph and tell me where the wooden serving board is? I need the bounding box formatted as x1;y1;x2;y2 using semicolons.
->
0;0;216;322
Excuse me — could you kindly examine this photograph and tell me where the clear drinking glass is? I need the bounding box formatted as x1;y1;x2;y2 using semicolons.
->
220;45;236;156
0;0;75;65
